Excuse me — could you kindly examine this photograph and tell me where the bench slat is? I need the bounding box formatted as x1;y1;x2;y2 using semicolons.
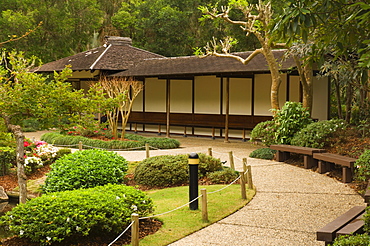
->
313;153;356;167
317;206;366;242
270;144;326;155
336;213;365;237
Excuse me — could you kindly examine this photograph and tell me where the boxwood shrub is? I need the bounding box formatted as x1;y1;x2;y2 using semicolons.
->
0;147;15;175
41;132;180;150
207;167;239;184
42;149;128;193
134;153;223;187
290;119;347;148
0;184;154;245
249;148;276;160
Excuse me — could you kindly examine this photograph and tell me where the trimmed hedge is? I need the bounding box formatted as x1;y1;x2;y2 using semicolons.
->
41;132;180;150
249;148;276;160
134;153;224;187
42;149;128;193
0;184;154;245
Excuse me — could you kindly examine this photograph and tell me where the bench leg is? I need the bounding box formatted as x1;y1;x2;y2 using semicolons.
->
304;155;316;169
318;160;329;174
342;167;352;183
275;151;289;162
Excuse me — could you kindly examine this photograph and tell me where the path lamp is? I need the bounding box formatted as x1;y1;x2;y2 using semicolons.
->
188;152;199;210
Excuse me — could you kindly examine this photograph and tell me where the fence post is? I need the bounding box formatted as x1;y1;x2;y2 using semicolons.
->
208;148;212;156
131;213;139;246
240;158;247;199
201;188;209;222
145;143;150;159
78;141;82;151
247;165;254;190
229;151;235;170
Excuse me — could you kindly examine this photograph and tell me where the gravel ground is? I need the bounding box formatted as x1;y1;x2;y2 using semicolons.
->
24;131;367;246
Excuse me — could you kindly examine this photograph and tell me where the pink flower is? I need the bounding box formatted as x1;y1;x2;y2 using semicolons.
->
24;141;30;147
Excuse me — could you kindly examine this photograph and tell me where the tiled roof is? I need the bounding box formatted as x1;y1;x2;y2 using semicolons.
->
36;37;165;72
111;49;296;77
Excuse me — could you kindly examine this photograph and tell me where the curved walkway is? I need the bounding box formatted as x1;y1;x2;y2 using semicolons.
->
25;132;366;246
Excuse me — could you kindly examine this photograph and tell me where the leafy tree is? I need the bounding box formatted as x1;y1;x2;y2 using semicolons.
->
0;50;103;203
197;0;285;111
92;77;143;140
274;0;370;122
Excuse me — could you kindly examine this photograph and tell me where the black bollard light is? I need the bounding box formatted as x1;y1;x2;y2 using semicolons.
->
188;152;199;210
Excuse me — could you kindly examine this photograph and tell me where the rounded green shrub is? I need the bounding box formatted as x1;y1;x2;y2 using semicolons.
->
291;119;347;148
0;184;154;245
250;120;277;146
0;147;15;175
273;101;313;145
42;149;128;193
355;149;370;182
249;148;276;160
134;154;223;187
207;167;239;184
331;234;370;246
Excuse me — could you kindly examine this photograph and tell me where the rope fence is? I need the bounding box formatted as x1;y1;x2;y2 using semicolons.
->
98;145;254;246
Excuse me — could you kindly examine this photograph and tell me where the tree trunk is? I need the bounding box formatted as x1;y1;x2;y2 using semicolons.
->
345;83;353;123
262;46;282;111
4;120;27;204
293;56;313;115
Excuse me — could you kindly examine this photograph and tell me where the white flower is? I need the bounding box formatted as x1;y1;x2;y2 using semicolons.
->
66;217;70;222
116;196;120;200
142;200;146;204
19;230;24;235
76;226;80;231
46;236;51;241
131;205;138;211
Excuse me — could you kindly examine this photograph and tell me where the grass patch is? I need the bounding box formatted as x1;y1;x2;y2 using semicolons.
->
136;184;255;246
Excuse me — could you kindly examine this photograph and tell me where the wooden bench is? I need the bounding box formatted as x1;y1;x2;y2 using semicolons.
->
270;144;326;169
313;153;357;183
317;206;366;245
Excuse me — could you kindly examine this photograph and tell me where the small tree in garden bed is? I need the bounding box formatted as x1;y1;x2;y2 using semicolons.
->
0;50;103;203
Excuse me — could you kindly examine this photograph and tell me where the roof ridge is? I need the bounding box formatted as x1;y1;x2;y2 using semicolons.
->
90;44;112;70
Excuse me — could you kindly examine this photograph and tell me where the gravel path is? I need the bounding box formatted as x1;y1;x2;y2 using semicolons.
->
24;131;367;246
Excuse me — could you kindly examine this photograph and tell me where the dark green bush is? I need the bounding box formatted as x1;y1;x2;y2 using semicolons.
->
0;184;154;245
250;120;277;146
249;148;276;160
134;154;223;187
207;167;239;184
273;101;313;145
41;132;180;150
355;149;370;182
291;119;347;148
42;149;128;193
331;233;370;246
0;147;15;176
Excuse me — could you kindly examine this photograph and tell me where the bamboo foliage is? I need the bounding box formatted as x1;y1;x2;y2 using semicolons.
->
98;76;143;140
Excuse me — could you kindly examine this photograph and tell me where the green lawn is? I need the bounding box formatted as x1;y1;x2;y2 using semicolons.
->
133;184;255;246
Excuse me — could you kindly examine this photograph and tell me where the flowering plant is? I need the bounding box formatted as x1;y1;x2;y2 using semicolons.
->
24;156;43;175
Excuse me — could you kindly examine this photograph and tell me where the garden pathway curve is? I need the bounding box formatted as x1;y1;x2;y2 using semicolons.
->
25;132;366;246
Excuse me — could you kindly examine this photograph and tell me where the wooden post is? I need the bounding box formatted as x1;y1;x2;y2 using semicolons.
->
212;128;215;140
158;125;161;135
166;79;170;138
184;126;187;137
229;151;235;170
201;188;209;222
247;165;254;190
240;168;247;200
131;213;139;246
224;77;230;143
208;148;212;156
79;141;82;151
145;143;150;159
134;123;138;133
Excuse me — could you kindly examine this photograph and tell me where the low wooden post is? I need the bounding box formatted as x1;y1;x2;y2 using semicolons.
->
145;143;150;159
158;125;161;135
212;128;215;140
241;158;248;199
78;141;82;151
208;148;212;156
131;213;139;246
201;188;209;222
247;165;253;190
229;151;235;170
